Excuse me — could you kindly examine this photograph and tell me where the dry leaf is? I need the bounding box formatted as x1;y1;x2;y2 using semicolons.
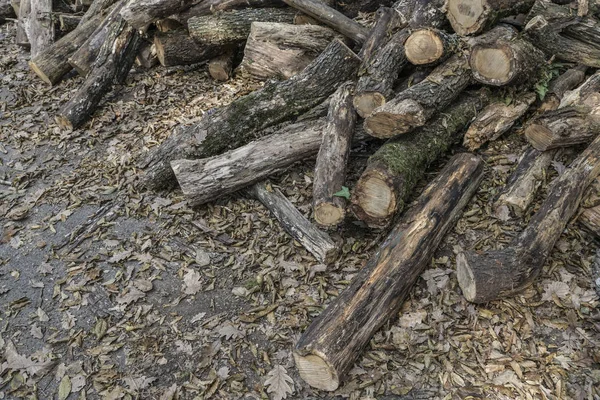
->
264;365;294;400
58;375;71;400
183;269;202;295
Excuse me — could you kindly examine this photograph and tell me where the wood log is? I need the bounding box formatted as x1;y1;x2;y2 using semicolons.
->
446;0;536;36
188;7;296;47
579;177;600;238
494;148;554;218
68;1;124;76
335;0;392;18
352;92;488;227
140;39;361;190
1;0;16;23
363;54;472;138
174;0;285;24
281;0;368;43
58;14;82;31
457;134;600;303
392;0;448;30
208;49;235;81
524;0;600;68
404;28;460;66
154;29;220;67
15;0;29;47
525;105;600;151
463;92;536;151
469;36;545;86
559;70;600;109
22;0;54;57
357;6;402;61
80;0;117;25
249;182;338;264
238;22;343;80
55;17;141;130
393;66;433;92
313;82;356;228
120;0;200;29
29;12;104;85
539;65;587;112
295;152;484;391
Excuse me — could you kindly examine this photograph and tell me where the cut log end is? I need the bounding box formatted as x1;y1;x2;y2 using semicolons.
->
154;39;167;66
28;60;52;85
456;252;477;302
404;30;445;65
55;115;73;131
314;202;345;227
524;123;554;151
352;170;396;225
470;45;513;86
364;99;426;138
352;92;385;118
446;0;487;36
293;351;339;392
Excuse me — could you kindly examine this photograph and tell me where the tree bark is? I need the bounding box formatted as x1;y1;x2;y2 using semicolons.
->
208;49;235;81
463;92;536;151
539;65;587;111
120;0;201;29
174;0;285;24
313;82;356;228
335;0;392;18
15;0;29;47
457;134;600;303
249;182;339;265
404;28;460;66
469;36;545;86
446;0;536;36
57;14;82;32
524;1;600;68
281;0;368;43
579;177;600;237
55;17;141;130
295;152;484;391
80;0;118;25
188;7;296;47
352;91;488;227
364;54;473;138
135;39;158;68
357;6;402;61
238;22;343;80
154;17;183;31
559;70;600;109
29;12;104;85
140;39;360;190
22;0;54;57
154;29;221;66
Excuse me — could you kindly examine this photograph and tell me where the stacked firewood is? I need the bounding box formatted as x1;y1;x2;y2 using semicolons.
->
9;0;600;392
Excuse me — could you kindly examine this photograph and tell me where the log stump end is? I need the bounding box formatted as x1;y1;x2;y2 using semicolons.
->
352;169;396;226
314;202;345;227
293;351;339;391
353;92;385;119
364;99;425;138
470;44;514;86
28;60;53;86
405;30;444;65
446;0;487;36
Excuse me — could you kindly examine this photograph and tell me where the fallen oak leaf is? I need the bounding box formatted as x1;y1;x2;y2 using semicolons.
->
264;365;294;400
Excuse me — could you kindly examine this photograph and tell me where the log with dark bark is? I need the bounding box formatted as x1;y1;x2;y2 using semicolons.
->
313;82;356;228
494;148;554;217
120;0;199;29
154;29;220;66
208;49;235;81
335;0;392;18
363;54;472;138
457;134;600;303
22;0;54;57
174;0;285;24
357;6;401;61
393;0;448;30
55;17;141;130
352;92;488;227
29;13;104;85
1;0;15;23
281;0;368;43
446;0;536;36
469;36;545;86
80;0;117;24
171;118;326;206
404;28;460;66
188;7;296;47
249;182;338;264
140;39;361;190
238;22;342;80
393;66;433;92
463;92;536;151
540;65;587;111
295;152;484;391
524;0;600;68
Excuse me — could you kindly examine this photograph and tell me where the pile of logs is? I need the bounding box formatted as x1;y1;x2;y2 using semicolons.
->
7;0;600;392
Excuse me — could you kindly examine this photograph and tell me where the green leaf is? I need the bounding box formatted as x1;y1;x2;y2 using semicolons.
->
535;82;548;101
333;186;350;200
58;375;71;400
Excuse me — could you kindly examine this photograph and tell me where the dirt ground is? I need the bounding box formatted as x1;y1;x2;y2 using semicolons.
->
1;20;600;400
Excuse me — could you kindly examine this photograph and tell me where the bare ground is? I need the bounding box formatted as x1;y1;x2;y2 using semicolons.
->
0;20;599;400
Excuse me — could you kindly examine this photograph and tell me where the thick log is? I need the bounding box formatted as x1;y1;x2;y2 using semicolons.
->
171;118;326;206
469;36;545;86
295;152;484;391
559;70;600;109
238;22;343;80
1;0;16;23
188;7;296;47
352;92;488;227
457;134;600;303
446;0;536;36
249;182;338;265
404;28;460;66
363;54;472;138
120;0;200;29
313;82;356;228
140;39;360;190
357;6;401;61
154;29;220;66
524;1;600;68
281;0;368;43
208;50;235;81
29;13;104;85
494;148;554;217
174;0;285;24
524;105;600;151
22;0;54;57
55;17;141;130
80;0;118;25
463;92;536;151
539;65;587;111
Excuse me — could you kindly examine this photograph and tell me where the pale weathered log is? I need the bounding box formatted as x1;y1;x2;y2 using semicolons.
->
352;92;488;227
80;0;118;25
363;54;472;138
281;0;368;43
539;65;587;112
57;14;81;31
154;29;220;66
249;182;338;265
446;0;535;36
174;0;285;24
457;134;600;303
208;49;235;81
140;39;360;190
463;92;536;151
295;152;484;391
22;0;54;57
29;12;104;84
120;0;201;29
188;7;296;47
238;22;342;80
559;70;600;109
313;82;356;227
404;28;460;66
